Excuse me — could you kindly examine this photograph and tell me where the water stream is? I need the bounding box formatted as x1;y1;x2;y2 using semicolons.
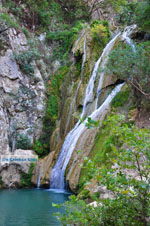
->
80;32;121;118
50;25;136;190
121;25;136;52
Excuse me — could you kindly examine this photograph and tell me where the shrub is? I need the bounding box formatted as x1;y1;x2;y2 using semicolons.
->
46;22;84;61
33;139;49;158
13;48;41;75
16;134;32;150
91;24;109;45
21;163;35;187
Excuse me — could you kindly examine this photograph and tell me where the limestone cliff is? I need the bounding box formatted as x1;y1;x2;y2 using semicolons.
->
0;16;50;187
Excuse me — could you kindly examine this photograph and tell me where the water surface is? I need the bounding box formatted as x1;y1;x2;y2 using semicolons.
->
0;189;70;226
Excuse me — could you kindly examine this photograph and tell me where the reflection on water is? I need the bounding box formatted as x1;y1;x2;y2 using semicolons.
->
0;189;70;226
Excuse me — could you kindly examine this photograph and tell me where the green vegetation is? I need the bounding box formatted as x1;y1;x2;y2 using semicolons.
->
106;42;150;109
135;0;150;32
90;20;110;45
0;13;19;29
32;140;48;158
21;164;35;187
16;134;32;150
33;66;69;157
88;20;111;63
13;48;41;76
3;0;89;61
22;27;30;39
118;0;150;31
46;22;85;61
56;114;150;226
0;176;3;187
118;2;137;25
4;0;89;30
4;0;51;29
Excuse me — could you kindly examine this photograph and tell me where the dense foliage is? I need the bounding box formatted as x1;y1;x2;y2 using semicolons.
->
55;114;150;226
106;42;150;109
118;0;150;31
135;0;150;32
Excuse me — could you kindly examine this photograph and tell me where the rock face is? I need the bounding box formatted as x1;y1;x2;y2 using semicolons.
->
0;24;48;187
0;149;38;188
85;0;117;29
32;151;55;187
32;24;120;189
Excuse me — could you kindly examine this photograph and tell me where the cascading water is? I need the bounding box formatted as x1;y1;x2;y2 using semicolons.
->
80;32;121;119
65;37;87;134
37;164;42;188
121;25;136;52
50;25;136;190
37;176;41;189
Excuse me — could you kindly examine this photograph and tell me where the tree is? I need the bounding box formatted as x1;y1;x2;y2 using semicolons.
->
106;42;150;109
135;0;150;32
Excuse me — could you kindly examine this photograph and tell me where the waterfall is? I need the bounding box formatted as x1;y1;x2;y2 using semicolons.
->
50;84;124;189
95;32;121;109
65;37;87;134
72;30;86;55
50;26;135;190
80;32;121;119
37;164;42;188
37;176;41;189
121;24;136;52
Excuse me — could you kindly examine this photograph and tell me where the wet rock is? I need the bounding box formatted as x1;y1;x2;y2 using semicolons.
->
32;151;55;187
